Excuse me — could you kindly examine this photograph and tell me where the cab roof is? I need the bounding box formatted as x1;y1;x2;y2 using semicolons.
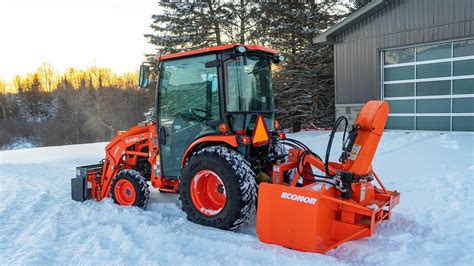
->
157;44;279;61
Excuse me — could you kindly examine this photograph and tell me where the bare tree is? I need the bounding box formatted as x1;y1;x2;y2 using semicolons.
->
38;62;56;92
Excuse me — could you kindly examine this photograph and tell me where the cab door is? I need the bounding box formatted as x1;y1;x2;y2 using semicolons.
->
158;54;220;178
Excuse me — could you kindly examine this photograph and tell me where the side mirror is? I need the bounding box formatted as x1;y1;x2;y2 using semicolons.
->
138;64;150;89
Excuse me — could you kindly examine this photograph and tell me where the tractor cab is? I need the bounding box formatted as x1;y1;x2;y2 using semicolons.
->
139;44;284;179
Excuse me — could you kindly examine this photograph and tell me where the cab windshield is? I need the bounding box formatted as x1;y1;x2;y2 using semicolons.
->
225;54;274;112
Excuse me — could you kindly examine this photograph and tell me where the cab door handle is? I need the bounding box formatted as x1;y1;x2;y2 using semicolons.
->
159;126;167;145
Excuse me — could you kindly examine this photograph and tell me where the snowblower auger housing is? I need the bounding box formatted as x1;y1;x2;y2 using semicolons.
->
256;100;400;253
72;44;399;254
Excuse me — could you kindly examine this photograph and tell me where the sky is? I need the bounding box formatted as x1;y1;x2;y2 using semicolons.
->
0;0;158;81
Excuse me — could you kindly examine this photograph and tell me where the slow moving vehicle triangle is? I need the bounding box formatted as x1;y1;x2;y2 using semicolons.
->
252;115;269;147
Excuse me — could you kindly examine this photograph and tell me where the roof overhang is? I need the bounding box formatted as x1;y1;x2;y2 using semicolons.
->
313;0;392;44
157;44;279;61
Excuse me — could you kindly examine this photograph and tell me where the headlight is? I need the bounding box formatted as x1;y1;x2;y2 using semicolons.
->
235;45;246;54
273;55;285;63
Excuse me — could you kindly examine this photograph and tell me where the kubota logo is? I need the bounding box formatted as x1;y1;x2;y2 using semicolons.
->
280;192;317;205
125;137;139;144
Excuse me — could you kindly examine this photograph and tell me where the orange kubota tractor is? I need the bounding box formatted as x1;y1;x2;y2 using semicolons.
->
71;44;400;253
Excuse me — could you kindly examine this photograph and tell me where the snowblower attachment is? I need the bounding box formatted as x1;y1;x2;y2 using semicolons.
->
256;100;400;253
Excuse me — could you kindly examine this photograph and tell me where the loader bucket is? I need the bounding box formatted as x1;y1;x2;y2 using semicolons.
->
256;182;399;253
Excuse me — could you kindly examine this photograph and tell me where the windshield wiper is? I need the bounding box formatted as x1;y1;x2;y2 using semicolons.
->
247;66;268;75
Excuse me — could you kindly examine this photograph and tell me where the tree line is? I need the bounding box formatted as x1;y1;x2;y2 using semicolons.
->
0;66;154;148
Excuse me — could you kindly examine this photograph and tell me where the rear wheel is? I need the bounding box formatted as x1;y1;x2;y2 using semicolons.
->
110;169;149;208
190;170;227;215
180;146;257;231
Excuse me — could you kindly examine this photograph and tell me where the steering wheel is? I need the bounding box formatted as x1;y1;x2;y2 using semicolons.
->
189;108;209;121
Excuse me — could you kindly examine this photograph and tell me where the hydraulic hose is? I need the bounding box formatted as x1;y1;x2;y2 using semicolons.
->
297;150;332;180
278;119;349;185
284;137;311;151
280;139;331;183
324;116;348;178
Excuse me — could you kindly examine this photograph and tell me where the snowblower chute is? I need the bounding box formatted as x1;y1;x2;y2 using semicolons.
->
72;44;399;254
256;101;400;253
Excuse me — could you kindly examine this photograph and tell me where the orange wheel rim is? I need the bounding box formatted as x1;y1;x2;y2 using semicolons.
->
190;170;227;216
114;179;136;205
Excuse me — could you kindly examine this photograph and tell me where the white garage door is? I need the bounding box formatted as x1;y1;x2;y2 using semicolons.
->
382;38;474;131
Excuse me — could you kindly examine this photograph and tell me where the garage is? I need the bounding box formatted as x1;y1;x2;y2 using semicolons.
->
314;0;474;131
382;39;474;131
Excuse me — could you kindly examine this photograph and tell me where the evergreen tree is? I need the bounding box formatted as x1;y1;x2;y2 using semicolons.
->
145;1;262;54
23;74;43;121
145;1;231;53
259;2;346;131
222;0;261;44
353;0;373;10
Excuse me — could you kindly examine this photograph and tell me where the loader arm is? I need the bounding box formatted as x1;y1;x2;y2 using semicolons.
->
98;122;158;200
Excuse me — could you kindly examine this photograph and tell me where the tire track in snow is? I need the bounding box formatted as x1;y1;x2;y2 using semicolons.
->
0;162;341;265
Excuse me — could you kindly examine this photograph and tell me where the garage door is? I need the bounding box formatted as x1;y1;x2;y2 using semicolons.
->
382;39;474;131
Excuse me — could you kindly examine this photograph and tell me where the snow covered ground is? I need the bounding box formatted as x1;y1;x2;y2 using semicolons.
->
1;131;473;265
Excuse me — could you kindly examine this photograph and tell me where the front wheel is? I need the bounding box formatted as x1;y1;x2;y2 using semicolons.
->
110;169;149;208
180;146;257;231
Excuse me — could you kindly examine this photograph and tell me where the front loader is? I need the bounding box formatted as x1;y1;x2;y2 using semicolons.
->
71;44;399;253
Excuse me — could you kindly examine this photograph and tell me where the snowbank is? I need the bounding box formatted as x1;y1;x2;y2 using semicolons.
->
1;137;41;151
1;132;473;265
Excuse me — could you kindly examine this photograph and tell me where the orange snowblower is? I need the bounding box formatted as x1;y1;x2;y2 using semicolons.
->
256;100;400;253
71;44;399;253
